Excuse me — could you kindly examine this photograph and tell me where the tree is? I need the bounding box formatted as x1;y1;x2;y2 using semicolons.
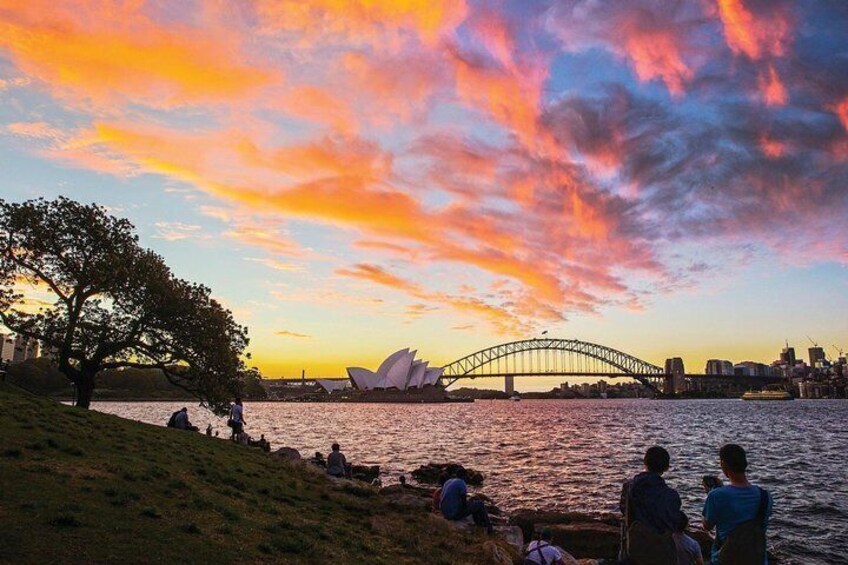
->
0;197;251;413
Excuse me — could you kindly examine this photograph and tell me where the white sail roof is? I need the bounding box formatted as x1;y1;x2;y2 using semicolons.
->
346;349;442;390
316;379;349;393
408;361;428;388
384;350;415;389
347;367;378;390
423;367;443;386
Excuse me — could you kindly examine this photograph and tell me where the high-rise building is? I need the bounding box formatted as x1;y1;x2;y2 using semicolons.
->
809;347;825;367
705;359;734;375
780;346;796;366
504;375;514;395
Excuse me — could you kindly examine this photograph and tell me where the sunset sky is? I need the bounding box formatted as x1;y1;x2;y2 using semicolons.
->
1;1;846;386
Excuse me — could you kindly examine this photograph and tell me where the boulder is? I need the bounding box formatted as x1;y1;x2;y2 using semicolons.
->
379;485;435;512
270;447;301;460
350;464;380;483
509;509;619;541
411;463;484;486
547;522;620;560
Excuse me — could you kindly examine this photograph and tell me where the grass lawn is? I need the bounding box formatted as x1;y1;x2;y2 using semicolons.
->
0;383;511;564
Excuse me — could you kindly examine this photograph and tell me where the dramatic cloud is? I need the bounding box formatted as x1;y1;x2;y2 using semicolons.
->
1;0;846;338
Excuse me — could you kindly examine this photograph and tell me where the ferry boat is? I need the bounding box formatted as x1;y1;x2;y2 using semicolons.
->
741;388;793;401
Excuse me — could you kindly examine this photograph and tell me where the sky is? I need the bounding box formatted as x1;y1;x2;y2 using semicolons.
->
0;0;846;388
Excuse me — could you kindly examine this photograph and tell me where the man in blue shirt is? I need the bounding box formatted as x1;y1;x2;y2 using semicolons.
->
703;444;772;564
439;467;492;533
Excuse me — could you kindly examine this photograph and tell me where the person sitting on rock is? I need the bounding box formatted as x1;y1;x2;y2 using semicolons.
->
620;446;680;563
432;474;448;512
702;444;772;565
326;443;348;478
439;466;493;534
673;513;704;565
524;527;574;565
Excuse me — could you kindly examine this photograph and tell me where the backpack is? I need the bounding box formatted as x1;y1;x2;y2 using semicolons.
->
166;411;179;428
626;521;677;565
717;488;769;565
620;480;677;565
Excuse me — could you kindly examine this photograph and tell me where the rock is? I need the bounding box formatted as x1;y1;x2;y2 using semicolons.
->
547;522;620;560
270;446;301;460
687;527;713;559
350;464;380;483
509;509;619;541
493;524;524;555
379;484;435;512
411;463;484;486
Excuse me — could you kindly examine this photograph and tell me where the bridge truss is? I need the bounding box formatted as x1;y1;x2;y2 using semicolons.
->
440;338;666;391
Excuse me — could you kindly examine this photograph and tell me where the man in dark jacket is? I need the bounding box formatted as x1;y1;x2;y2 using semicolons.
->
620;446;683;533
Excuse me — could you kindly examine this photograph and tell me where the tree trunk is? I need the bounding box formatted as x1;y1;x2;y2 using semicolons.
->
75;371;96;409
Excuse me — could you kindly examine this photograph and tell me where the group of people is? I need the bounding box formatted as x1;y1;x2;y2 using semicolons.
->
309;444;353;479
618;443;772;565
166;397;251;444
428;444;771;565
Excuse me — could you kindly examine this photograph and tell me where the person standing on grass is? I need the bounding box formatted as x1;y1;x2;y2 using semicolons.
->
229;397;246;442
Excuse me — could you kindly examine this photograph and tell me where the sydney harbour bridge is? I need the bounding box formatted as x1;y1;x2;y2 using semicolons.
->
282;338;782;395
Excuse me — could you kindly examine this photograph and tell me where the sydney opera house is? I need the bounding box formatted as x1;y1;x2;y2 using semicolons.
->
346;348;444;391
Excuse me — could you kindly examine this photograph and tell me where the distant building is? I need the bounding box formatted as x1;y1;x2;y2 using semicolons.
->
664;357;686;394
580;383;592;397
734;361;769;376
809;347;826;367
12;335;39;363
347;348;443;390
1;334;15;363
705;359;734;375
504;375;514;395
780;346;796;366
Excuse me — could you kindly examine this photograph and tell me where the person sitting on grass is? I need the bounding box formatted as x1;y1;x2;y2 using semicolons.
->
326;443;348;478
167;407;198;431
439;466;493;534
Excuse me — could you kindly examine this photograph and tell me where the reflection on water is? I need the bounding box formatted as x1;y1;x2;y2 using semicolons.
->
94;399;848;565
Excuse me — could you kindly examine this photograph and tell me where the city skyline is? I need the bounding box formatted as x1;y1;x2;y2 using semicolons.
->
1;1;847;384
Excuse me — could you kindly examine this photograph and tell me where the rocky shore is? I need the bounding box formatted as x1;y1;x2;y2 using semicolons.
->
269;453;715;563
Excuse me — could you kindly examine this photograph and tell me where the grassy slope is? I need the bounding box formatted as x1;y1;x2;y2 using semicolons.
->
0;384;505;564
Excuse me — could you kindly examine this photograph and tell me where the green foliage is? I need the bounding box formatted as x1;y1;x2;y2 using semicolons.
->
0;197;254;412
0;383;503;564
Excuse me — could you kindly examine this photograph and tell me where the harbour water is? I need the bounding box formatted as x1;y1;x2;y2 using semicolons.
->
95;398;848;564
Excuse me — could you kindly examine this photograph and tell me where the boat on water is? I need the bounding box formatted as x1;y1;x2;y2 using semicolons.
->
742;388;793;401
509;392;521;402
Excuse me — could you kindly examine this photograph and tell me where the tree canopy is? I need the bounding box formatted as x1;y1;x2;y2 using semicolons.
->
0;197;252;413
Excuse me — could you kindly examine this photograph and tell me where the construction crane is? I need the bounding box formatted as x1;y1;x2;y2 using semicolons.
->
833;345;844;359
806;335;818;347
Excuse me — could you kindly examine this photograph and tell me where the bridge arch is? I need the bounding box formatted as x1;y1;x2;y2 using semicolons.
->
441;338;665;391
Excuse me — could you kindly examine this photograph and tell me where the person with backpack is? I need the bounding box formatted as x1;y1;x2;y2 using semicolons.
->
524;527;574;565
619;446;681;564
228;397;246;442
703;444;772;564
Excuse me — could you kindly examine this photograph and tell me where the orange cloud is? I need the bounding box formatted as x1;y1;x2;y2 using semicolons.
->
759;134;786;158
0;1;277;107
834;98;848;133
758;65;787;106
254;0;467;47
716;0;791;60
624;30;693;97
276;330;311;339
